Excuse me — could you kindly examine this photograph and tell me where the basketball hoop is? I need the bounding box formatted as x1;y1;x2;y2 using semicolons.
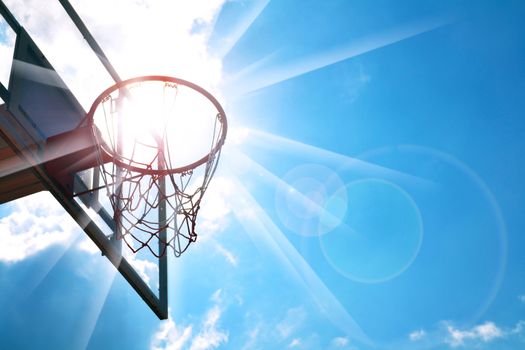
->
86;75;227;257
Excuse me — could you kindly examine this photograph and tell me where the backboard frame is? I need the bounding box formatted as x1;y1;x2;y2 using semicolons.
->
0;0;168;320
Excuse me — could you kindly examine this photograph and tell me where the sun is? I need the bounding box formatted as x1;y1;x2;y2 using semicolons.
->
91;78;223;173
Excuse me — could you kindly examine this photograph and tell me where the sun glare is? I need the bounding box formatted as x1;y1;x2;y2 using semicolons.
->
93;79;222;172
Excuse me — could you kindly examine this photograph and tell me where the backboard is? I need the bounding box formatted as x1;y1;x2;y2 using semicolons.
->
0;1;168;319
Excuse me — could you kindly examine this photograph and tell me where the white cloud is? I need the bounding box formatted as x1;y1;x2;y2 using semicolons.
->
228;127;252;146
288;338;301;347
189;305;228;350
214;243;238;266
210;289;223;304
0;23;16;87
240;325;262;350
0;192;78;263
151;311;193;350
276;306;307;340
475;322;503;342
195;176;238;266
518;294;525;303
151;291;228;350
198;177;235;240
125;252;159;287
331;336;349;347
445;321;503;347
76;235;100;255
412;319;525;348
511;320;525;335
408;329;426;341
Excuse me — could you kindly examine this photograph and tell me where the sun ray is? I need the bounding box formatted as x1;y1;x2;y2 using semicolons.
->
221;50;280;87
216;0;271;59
227;16;453;96
0;152;37;179
0;126;96;179
73;264;118;350
15;231;83;301
239;127;436;188
230;149;355;234
226;170;372;345
12;194;122;304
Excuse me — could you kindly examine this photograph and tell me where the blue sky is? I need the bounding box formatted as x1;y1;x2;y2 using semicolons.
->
1;0;525;349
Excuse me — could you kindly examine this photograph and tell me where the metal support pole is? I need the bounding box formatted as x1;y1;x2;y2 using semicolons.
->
158;143;168;313
111;96;123;252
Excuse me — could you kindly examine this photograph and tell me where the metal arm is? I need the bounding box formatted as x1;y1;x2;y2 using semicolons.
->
0;0;21;33
57;0;122;84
